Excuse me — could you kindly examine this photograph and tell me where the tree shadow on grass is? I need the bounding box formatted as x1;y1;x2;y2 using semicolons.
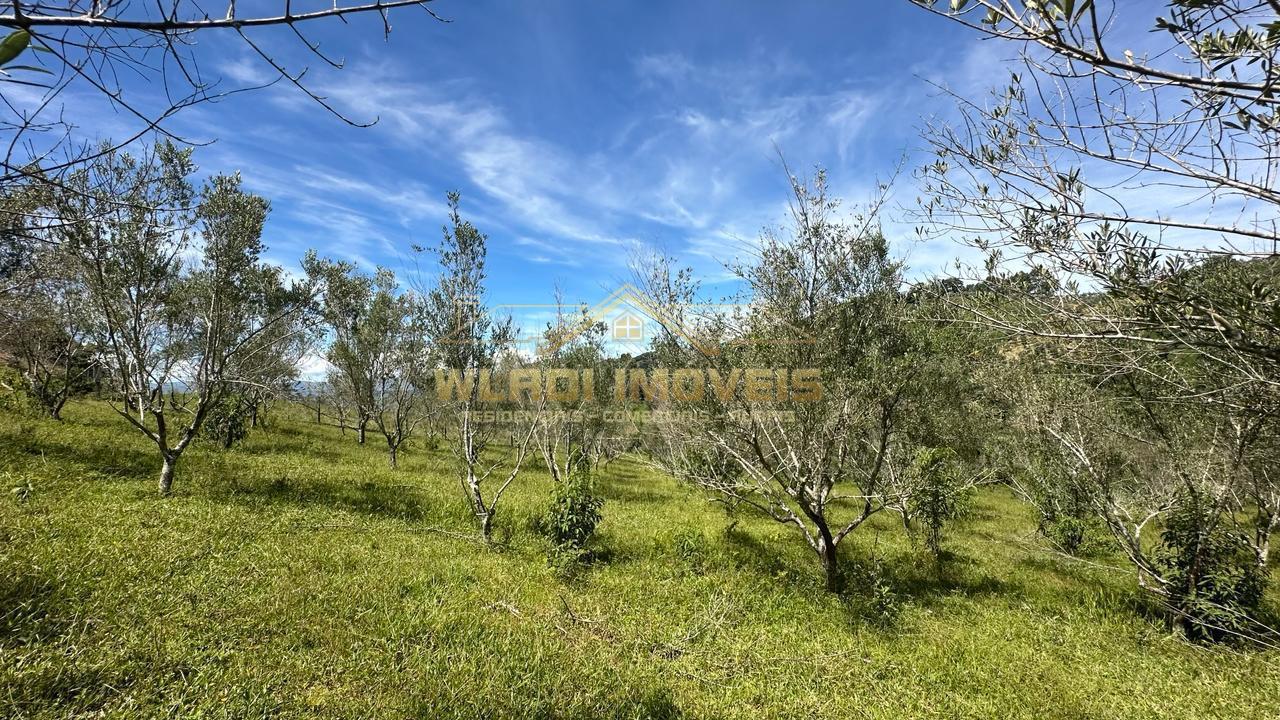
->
593;476;677;506
5;661;150;716
719;524;828;593
1017;552;1280;646
212;474;437;524
0;557;202;714
1015;553;1135;599
823;546;1029;631
6;434;157;484
0;565;77;650
2;616;201;716
878;549;1023;607
235;438;358;467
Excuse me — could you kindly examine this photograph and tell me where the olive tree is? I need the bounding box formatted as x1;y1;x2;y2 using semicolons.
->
652;168;971;590
57;142;307;494
366;270;431;469
0;195;95;419
420;192;537;542
205;263;315;447
304;254;378;445
913;0;1278;398
1002;361;1275;639
534;292;614;482
913;0;1280;637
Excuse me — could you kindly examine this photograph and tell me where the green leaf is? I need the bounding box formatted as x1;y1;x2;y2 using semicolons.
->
0;29;31;68
3;64;50;75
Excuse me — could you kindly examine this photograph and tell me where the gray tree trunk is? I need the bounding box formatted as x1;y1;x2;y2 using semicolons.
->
158;453;177;495
817;533;840;592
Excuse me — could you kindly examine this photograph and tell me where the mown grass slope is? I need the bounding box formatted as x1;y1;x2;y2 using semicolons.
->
2;401;1277;719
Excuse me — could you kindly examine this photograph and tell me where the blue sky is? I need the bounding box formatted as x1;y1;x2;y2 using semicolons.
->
71;2;1015;311
160;2;1003;305
15;0;1254;372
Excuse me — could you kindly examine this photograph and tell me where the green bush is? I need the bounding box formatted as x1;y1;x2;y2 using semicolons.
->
843;555;902;627
202;395;251;449
0;366;36;415
907;447;974;559
1027;465;1105;556
538;465;604;568
1041;514;1108;556
670;528;710;576
1155;495;1266;642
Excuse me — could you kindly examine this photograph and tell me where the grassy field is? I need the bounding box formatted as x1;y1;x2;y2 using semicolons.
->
2;401;1277;719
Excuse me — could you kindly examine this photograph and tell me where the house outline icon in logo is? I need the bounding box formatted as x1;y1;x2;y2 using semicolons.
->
528;282;721;358
440;282;814;357
612;312;644;342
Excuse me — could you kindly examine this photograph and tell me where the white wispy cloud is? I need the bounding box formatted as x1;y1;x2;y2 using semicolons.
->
194;48;910;288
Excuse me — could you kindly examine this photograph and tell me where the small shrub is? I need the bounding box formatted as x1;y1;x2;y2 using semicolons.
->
537;465;604;569
202;396;250;449
907;447;974;559
1155;496;1266;642
0;367;37;416
1021;461;1104;556
844;555;902;627
671;528;710;576
1041;514;1108;556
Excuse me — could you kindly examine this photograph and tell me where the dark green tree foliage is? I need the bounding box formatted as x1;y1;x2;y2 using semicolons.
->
421;192;509;372
915;0;1280;640
0;178;41;285
1022;454;1101;556
305;257;430;467
539;462;605;568
1156;493;1267;642
2;175;95;418
304;255;376;445
906;447;974;559
202;394;251;449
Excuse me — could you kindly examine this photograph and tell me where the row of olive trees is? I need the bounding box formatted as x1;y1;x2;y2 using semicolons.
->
907;0;1280;640
0;141;621;547
629;0;1279;638
302;194;615;544
0;141;314;493
632;157;1275;638
302;257;435;468
1;141;604;548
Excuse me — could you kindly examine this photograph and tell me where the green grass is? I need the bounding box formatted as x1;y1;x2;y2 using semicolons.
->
2;401;1278;719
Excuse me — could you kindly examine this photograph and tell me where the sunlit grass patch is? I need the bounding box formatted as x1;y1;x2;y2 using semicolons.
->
1;401;1277;718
